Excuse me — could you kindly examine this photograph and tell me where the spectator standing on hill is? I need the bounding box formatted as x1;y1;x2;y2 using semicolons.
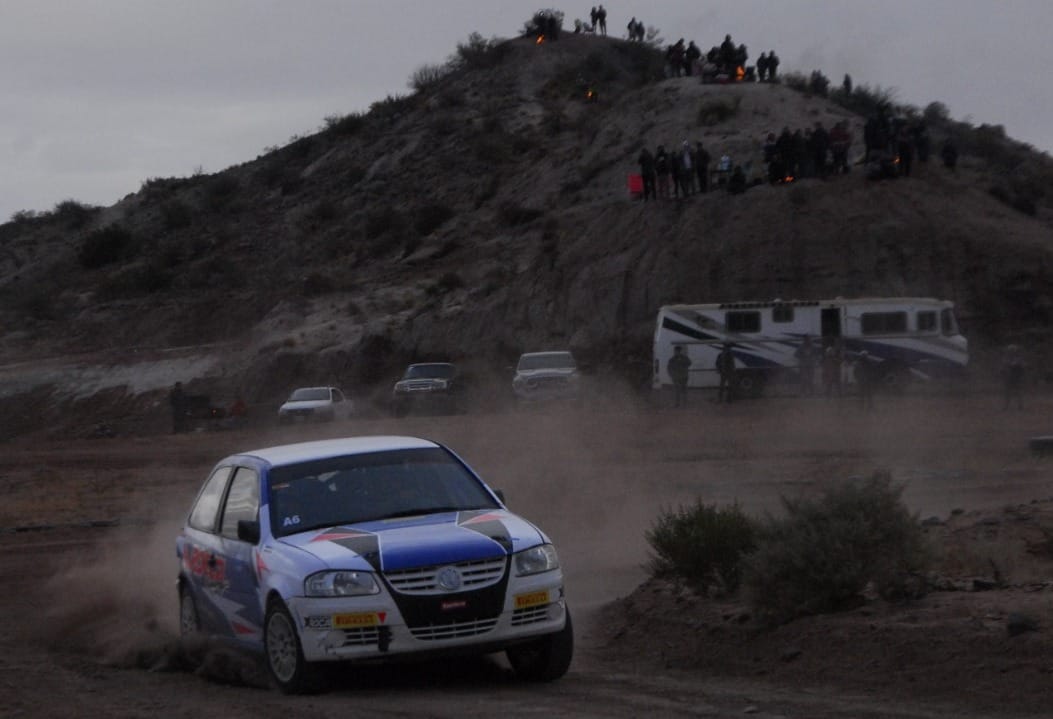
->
695;141;711;193
679;141;695;195
1001;344;1026;410
655;145;671;198
627;16;637;40
812;122;830;178
685;41;702;76
590;6;597;32
757;52;769;81
667;345;692;407
829;121;851;174
596;5;607;35
716;343;736;403
767;50;780;80
638;146;657;201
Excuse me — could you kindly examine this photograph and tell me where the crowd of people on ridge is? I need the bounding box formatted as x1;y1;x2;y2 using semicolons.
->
662;34;780;84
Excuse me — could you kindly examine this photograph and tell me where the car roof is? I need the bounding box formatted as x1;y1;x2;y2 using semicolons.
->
234;435;438;467
290;386;336;391
520;351;573;358
408;362;455;368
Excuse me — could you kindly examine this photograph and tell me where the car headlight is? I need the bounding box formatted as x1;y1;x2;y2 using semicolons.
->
305;571;379;597
514;544;560;576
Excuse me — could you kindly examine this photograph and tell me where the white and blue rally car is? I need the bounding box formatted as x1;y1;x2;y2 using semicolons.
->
176;435;571;693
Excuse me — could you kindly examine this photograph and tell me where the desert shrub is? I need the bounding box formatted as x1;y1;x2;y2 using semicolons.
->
828;83;898;119
646;500;758;593
923;101;951;125
97;261;173;299
408;63;450;92
9;209;40;224
414;203;455;236
202;175;240;211
522;10;564;37
160;200;193;229
452;32;507;70
52;199;99;229
368;94;414;121
781;71;809;94
697;96;741;126
78;224;135;268
743;472;931;625
322;112;366;136
809;70;830;97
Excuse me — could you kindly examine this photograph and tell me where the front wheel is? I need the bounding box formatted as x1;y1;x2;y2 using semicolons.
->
506;611;574;682
264;601;325;694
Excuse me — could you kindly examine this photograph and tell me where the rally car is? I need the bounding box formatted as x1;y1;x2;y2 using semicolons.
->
176;436;572;693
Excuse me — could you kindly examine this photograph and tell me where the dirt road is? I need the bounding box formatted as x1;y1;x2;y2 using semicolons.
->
2;390;1052;718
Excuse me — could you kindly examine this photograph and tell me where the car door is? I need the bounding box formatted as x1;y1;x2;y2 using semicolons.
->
215;466;263;642
182;464;262;642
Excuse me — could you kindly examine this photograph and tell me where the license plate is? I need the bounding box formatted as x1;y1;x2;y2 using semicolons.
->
514;590;550;609
332;612;381;628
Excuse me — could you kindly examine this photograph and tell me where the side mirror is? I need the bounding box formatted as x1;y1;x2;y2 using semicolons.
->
237;519;261;544
494;489;506;504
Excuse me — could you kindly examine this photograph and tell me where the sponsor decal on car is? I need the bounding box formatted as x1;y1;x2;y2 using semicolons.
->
514;590;550;609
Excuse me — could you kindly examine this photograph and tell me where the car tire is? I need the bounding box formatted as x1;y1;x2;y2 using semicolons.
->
179;583;199;636
506;610;574;682
264;600;325;694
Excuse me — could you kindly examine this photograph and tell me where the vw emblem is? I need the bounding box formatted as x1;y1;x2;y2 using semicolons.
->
436;566;462;591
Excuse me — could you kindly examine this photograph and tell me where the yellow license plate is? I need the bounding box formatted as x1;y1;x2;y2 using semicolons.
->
514;590;550;609
332;612;380;628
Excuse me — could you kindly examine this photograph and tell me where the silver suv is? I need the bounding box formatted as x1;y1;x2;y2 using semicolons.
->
513;351;580;402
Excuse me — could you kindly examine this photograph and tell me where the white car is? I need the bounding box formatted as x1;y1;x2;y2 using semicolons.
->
278;387;351;424
512;351;581;401
176;436;572;693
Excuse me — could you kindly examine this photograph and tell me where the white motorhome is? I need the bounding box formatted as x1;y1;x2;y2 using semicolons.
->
653;298;968;397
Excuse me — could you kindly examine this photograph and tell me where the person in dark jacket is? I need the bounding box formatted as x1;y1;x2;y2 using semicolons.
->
638;147;657;201
667;345;692;407
716;343;736;402
695;141;711;193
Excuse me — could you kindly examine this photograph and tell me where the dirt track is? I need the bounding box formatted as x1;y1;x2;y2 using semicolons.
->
3;389;1052;718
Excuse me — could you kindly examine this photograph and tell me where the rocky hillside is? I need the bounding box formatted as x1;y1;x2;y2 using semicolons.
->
3;32;1053;434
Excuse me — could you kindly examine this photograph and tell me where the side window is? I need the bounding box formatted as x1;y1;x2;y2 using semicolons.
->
861;312;907;335
220;467;260;540
917;311;937;332
188;466;233;532
941;308;957;336
772;305;794;323
726;311;761;333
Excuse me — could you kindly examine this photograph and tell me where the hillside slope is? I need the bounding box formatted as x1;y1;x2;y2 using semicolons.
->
2;33;1053;435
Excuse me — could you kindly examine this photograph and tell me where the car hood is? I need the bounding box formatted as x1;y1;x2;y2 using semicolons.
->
516;368;577;379
277;509;544;572
280;399;330;411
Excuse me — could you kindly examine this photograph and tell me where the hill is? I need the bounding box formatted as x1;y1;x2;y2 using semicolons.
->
3;32;1053;437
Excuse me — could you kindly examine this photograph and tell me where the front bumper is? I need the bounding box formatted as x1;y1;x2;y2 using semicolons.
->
287;574;566;662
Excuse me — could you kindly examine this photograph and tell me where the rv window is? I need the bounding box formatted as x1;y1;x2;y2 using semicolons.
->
916;311;937;332
726;311;761;333
861;312;907;335
772;306;794;323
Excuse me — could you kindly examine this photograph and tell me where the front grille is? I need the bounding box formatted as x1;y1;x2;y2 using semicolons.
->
408;617;498;641
385;557;506;595
511;604;550;626
528;376;568;387
337;627;381;647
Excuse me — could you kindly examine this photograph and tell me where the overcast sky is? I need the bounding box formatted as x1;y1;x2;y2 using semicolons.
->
3;1;1050;222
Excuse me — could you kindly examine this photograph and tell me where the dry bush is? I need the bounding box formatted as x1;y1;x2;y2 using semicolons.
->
743;471;931;625
646;500;757;594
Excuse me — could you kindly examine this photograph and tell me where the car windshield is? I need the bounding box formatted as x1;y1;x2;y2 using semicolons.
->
267;447;499;537
288;388;330;402
403;364;456;380
518;353;576;371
